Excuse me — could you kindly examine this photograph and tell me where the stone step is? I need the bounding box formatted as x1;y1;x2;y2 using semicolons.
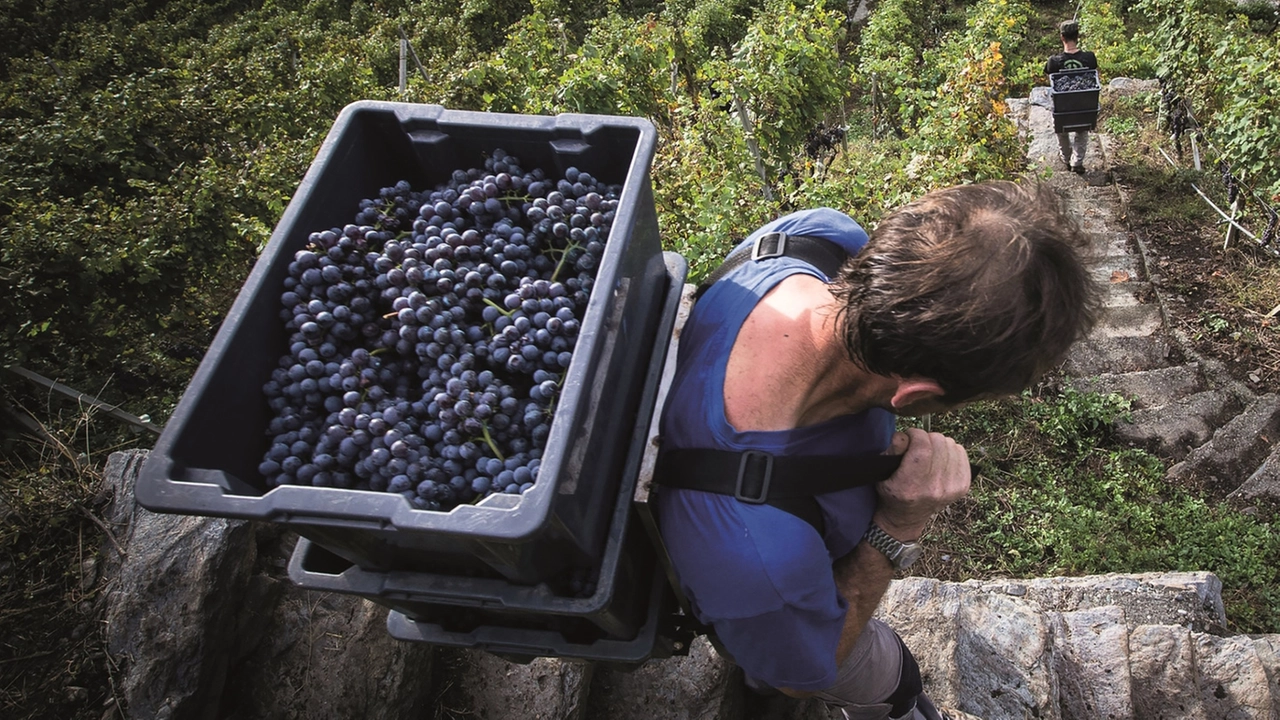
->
1117;388;1242;460
1068;363;1207;410
1062;333;1173;376
1052;606;1134;720
1128;624;1210;720
1089;302;1164;340
1092;229;1137;259
1229;443;1280;505
1168;393;1280;498
1103;279;1153;309
1091;257;1145;287
954;572;1227;632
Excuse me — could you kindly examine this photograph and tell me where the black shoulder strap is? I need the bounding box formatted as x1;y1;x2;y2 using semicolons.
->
654;450;905;535
695;232;849;300
655;448;980;535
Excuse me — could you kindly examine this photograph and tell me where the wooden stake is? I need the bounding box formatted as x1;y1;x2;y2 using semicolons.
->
399;39;407;94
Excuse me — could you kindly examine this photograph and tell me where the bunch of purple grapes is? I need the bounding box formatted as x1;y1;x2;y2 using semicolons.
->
1051;71;1100;93
256;150;620;512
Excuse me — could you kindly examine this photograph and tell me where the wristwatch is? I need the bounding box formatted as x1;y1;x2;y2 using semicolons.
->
864;523;925;570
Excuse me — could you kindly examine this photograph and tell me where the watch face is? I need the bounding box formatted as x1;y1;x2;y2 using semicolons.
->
896;543;925;569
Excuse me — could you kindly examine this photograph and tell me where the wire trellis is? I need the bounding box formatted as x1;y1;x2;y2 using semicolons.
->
1158;78;1280;256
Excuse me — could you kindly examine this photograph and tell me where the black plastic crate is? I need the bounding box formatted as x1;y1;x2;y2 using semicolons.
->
1050;69;1101;114
287;252;686;641
291;521;652;643
1053;109;1098;133
384;553;673;665
137;102;669;584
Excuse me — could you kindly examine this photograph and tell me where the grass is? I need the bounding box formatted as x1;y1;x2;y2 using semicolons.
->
0;390;135;720
917;386;1280;634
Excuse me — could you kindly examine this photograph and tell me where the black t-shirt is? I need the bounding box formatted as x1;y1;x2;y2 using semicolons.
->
1046;50;1099;75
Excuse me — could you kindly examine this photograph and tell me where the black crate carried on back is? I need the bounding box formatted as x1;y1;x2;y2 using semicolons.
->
135;102;669;585
1049;69;1101;132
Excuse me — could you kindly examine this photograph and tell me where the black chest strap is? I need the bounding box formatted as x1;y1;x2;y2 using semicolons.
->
654;450;905;535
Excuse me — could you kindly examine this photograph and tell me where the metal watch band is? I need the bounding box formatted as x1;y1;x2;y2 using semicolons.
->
864;523;922;570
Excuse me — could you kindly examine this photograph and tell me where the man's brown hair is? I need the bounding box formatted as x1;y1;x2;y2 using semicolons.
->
830;181;1100;402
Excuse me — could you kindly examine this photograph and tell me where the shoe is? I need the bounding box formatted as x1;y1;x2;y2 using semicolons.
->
1059;152;1071;167
1072;163;1085;174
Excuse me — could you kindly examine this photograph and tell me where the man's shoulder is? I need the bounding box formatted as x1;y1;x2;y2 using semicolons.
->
758;207;868;256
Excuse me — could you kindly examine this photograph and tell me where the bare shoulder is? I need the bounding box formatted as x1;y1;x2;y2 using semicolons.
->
723;273;833;431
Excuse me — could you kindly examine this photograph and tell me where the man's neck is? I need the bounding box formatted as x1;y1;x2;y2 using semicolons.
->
1062;40;1079;52
722;275;892;431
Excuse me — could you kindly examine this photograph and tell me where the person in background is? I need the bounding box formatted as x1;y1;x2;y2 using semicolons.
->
654;181;1100;720
1046;20;1100;174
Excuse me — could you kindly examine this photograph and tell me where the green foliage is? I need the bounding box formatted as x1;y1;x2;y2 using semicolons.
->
935;389;1280;633
0;0;395;414
667;0;758;60
1210;26;1280;198
1079;0;1157;78
856;0;931;135
898;0;1027;186
651;101;778;282
549;15;680;118
1133;0;1280;197
725;1;850;174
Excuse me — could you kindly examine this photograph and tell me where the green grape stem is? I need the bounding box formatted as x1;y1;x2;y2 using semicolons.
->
480;422;505;461
550;241;583;283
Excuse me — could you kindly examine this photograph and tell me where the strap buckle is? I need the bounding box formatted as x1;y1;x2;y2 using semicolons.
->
734;451;773;504
751;232;788;262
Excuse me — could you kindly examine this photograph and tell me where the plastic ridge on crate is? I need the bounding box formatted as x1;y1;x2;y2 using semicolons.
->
384;555;673;665
136;102;668;584
287;253;688;642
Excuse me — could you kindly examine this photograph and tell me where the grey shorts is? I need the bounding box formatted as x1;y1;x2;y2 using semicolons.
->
811;619;937;720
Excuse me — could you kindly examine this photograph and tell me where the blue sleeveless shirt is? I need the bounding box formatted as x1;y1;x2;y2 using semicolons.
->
655;208;895;691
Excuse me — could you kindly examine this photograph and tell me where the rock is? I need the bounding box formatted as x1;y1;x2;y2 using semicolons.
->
1106;77;1160;95
101;451;435;719
1195;634;1277;718
101;450;258;720
1128;625;1207;719
586;636;742;720
1051;606;1133;720
878;579;1056;719
218;581;434;720
429;650;591;720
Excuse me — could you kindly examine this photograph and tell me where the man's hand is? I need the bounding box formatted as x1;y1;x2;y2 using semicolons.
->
874;428;971;541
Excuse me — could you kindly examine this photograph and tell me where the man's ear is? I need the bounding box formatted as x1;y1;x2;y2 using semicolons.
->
889;378;946;410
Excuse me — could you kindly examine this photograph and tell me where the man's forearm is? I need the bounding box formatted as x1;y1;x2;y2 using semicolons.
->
832;539;897;663
776;539;896;699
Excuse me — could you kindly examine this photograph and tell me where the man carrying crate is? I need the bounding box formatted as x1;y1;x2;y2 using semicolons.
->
1046;20;1099;173
653;182;1099;719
